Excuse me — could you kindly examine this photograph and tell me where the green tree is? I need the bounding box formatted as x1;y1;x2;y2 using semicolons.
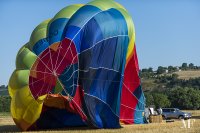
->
157;66;166;74
189;63;194;69
181;63;188;70
148;67;153;73
140;67;154;79
142;68;148;73
167;87;200;109
144;92;154;107
152;93;171;108
168;66;178;73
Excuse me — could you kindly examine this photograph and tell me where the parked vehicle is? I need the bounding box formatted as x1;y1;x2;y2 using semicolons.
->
161;108;192;120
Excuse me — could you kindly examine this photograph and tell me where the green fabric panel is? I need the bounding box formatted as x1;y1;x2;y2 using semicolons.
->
54;80;63;94
16;46;37;70
9;70;30;91
47;5;82;35
88;0;123;11
29;19;50;50
52;4;82;21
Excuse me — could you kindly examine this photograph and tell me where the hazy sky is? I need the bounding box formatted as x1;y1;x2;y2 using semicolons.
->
0;0;200;85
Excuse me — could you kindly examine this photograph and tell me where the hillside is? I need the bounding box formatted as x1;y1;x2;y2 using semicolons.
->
174;70;200;80
141;69;200;92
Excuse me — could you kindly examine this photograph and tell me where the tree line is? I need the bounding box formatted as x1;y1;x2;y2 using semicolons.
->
0;85;10;112
141;63;200;110
145;87;200;110
140;63;200;78
0;96;10;112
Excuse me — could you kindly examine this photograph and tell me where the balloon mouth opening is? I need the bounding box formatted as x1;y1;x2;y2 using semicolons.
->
28;38;78;100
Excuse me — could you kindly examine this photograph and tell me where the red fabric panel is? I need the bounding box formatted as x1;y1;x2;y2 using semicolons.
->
120;45;140;124
69;86;87;121
29;38;78;99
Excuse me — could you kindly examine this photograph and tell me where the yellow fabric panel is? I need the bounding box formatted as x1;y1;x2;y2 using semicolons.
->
8;70;30;97
126;37;135;62
10;86;32;119
23;97;43;124
37;94;47;103
13;118;32;131
9;85;44;131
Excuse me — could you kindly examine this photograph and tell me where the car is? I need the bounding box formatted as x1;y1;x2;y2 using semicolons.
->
161;108;192;120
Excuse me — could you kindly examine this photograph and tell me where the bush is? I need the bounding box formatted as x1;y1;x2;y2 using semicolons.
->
152;93;171;108
0;96;11;112
167;87;200;109
144;92;154;107
144;92;171;108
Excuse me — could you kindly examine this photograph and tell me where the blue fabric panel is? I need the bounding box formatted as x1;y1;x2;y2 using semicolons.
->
65;25;80;40
69;32;128;71
48;18;69;45
133;85;143;102
89;36;129;70
90;37;118;69
114;37;129;115
84;94;121;128
67;5;101;28
80;69;122;111
65;7;128;55
133;85;145;124
78;35;129;125
112;36;129;71
32;38;49;55
36;107;86;129
64;5;102;53
80;18;103;52
58;63;78;96
65;26;81;53
134;105;144;124
94;8;128;38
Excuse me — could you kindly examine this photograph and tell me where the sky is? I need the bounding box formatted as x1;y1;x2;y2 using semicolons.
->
0;0;200;85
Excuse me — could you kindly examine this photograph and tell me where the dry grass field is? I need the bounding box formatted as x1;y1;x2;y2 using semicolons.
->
174;70;200;80
0;111;200;133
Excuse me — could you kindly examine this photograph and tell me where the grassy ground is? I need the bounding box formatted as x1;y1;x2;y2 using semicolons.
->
183;110;200;117
0;110;200;133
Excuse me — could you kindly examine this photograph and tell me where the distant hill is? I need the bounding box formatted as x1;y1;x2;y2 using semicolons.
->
174;70;200;80
141;69;200;92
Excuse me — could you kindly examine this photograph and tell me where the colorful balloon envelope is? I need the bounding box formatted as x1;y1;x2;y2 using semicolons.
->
8;0;145;131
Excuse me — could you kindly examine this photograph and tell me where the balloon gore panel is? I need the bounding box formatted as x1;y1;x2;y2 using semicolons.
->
8;0;145;131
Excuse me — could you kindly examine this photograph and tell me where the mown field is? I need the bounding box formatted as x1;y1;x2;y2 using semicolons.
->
0;111;200;133
174;70;200;80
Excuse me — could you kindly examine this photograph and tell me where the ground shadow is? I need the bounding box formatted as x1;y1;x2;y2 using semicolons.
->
192;116;200;119
0;125;20;132
0;125;99;132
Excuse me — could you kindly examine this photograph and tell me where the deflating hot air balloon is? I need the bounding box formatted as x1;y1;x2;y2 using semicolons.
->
8;0;145;131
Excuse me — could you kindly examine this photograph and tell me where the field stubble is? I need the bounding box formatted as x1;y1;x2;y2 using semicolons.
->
0;111;200;133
